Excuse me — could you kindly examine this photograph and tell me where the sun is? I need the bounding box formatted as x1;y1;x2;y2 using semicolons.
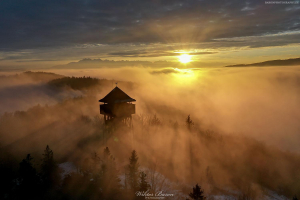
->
178;54;192;64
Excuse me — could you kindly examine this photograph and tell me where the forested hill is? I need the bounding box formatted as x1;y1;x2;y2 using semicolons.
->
0;71;64;83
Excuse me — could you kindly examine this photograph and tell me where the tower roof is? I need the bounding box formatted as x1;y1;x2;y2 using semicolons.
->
99;86;136;103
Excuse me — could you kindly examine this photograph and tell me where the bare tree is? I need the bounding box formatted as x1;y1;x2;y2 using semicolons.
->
238;184;258;200
146;161;171;193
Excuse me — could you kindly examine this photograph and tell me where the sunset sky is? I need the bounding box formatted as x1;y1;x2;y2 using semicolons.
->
0;0;299;69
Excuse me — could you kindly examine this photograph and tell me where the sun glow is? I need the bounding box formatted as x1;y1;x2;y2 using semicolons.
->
178;54;192;64
171;68;196;85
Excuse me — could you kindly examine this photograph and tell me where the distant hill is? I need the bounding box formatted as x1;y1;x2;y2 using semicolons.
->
48;76;102;90
21;71;65;82
47;76;136;91
225;57;300;67
0;71;64;85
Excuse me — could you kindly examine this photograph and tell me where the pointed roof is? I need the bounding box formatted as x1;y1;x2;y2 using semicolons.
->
99;86;136;103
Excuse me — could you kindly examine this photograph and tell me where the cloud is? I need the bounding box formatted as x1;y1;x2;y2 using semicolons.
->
214;30;300;48
151;68;181;74
107;50;216;57
0;0;299;52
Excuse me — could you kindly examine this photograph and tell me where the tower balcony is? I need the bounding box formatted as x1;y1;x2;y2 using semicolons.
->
100;103;135;117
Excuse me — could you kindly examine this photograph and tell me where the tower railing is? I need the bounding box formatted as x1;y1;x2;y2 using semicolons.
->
100;103;135;117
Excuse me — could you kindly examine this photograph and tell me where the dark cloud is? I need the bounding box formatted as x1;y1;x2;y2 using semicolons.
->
0;0;299;51
151;68;181;74
107;50;215;57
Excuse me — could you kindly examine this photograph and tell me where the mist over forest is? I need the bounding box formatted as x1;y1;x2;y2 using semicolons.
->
0;66;300;200
1;0;300;199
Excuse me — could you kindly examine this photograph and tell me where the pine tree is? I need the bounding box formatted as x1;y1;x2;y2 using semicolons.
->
17;154;41;199
127;150;140;192
40;145;59;190
189;184;206;200
186;115;194;131
100;147;121;199
19;154;37;183
104;147;111;158
139;171;150;192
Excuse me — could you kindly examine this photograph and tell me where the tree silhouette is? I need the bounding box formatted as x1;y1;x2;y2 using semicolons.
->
189;184;206;200
17;154;41;199
40;145;59;190
104;146;111;158
126;150;140;192
149;114;162;126
139;171;150;192
186;115;194;131
0;157;16;199
293;196;299;200
19;154;38;183
100;147;121;200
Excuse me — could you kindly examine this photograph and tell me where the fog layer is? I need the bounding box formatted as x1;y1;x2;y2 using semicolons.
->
46;66;300;152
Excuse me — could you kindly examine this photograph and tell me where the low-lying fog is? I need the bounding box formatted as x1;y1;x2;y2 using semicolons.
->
43;66;300;152
1;66;300;198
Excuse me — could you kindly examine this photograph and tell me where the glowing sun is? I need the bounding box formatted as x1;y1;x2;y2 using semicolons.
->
178;54;192;64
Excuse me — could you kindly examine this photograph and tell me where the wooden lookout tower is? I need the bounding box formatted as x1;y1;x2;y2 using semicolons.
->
99;86;136;127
